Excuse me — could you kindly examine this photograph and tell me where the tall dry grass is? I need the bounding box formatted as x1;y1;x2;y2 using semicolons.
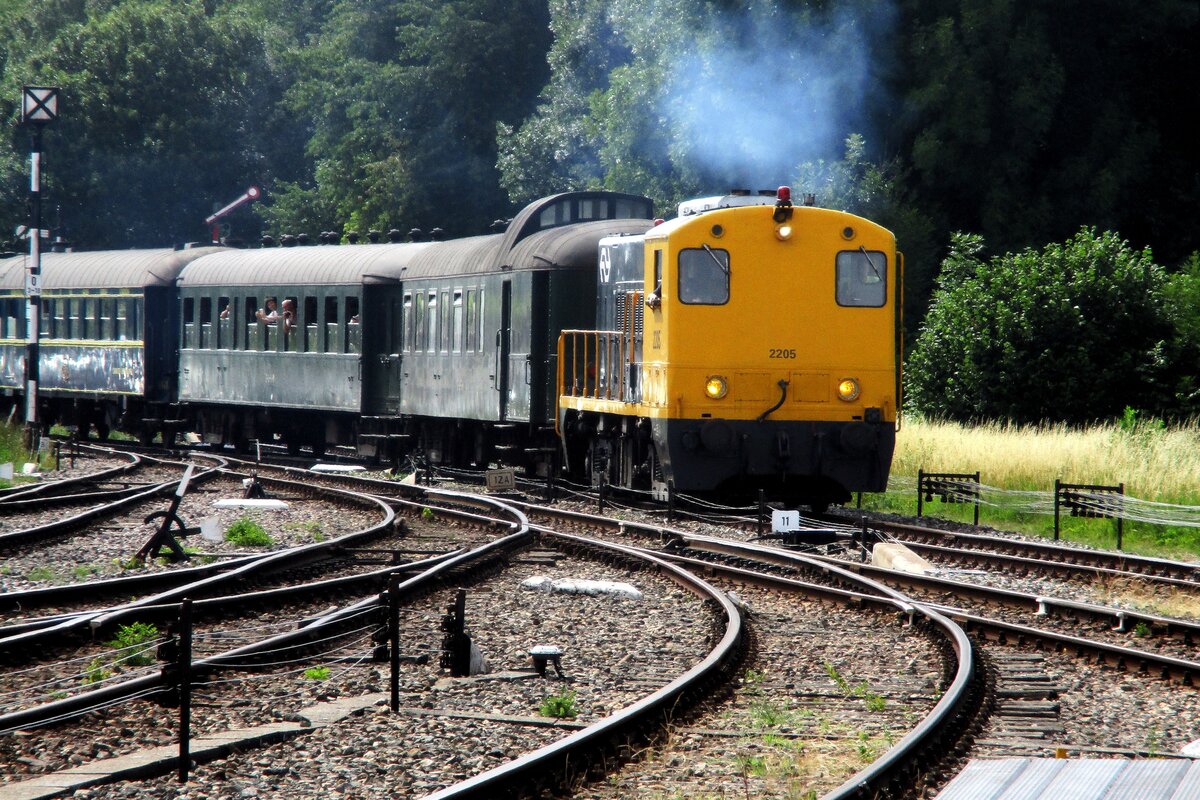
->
893;416;1200;503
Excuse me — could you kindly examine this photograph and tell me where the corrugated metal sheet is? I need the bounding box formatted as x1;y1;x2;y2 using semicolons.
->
12;247;225;289
936;757;1200;800
177;243;435;287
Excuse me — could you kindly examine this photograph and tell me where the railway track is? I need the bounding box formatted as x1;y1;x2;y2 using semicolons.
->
10;443;1198;797
1;484;745;799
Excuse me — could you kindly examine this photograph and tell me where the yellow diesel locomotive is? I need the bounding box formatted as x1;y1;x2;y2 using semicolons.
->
557;187;901;510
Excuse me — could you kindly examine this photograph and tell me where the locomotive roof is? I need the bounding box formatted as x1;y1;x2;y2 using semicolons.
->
0;247;224;290
177;242;437;287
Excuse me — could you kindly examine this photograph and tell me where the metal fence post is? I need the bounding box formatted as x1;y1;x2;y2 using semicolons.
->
389;575;400;712
177;598;192;783
1116;482;1125;550
1054;478;1061;541
972;471;981;525
917;468;925;518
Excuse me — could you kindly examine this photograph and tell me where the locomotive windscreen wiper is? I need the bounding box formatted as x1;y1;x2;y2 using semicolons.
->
859;246;882;281
702;244;729;275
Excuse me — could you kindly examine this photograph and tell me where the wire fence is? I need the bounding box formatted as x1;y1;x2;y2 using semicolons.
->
900;474;1200;528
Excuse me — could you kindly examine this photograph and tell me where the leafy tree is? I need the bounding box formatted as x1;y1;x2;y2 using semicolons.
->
1161;253;1200;415
267;0;551;239
896;0;1199;263
906;229;1172;423
0;0;287;248
499;0;898;215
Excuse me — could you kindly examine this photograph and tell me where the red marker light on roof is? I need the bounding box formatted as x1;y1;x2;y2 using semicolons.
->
777;186;791;202
653;218;665;226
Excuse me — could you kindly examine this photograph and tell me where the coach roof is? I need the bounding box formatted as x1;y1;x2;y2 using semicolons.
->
177;242;437;287
1;247;224;291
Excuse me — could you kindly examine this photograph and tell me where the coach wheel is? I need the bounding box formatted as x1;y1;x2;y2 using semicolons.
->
138;426;155;447
310;437;327;458
286;438;302;456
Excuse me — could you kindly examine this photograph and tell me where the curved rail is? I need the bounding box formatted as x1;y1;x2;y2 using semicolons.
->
0;444;141;504
0;470;399;653
0;456;221;550
0;509;527;735
423;529;743;800
849;516;1200;584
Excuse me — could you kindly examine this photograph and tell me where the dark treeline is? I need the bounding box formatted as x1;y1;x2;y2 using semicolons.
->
1;0;1196;420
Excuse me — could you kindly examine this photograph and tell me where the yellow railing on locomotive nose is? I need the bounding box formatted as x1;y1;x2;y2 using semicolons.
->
556;328;633;407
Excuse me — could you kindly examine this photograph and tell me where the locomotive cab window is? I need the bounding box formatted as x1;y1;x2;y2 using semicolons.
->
678;247;730;305
836;250;887;307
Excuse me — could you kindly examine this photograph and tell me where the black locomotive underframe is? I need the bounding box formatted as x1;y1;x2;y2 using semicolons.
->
560;408;895;508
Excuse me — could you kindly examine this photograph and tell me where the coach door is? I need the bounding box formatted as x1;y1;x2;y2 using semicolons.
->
494;280;512;421
363;287;403;415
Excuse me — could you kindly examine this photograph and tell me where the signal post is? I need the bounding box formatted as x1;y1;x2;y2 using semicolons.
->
19;86;59;450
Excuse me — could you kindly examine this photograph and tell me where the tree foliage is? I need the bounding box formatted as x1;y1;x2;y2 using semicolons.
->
0;0;286;247
906;230;1173;423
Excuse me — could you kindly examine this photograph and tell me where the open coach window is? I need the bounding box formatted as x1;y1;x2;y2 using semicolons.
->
678;247;729;305
836;250;887;307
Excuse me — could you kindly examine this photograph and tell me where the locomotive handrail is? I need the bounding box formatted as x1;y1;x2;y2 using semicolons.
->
557;329;629;409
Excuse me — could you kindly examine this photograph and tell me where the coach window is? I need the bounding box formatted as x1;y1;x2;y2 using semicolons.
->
678;247;730;305
200;297;214;348
439;291;449;352
322;296;338;353
82;297;96;340
538;200;572;229
401;293;413;352
282;296;299;352
426;292;438;353
578;198;608;220
452;290;463;352
244;297;258;350
1;298;15;338
183;297;196;348
216;296;231;349
465;289;477;352
346;296;360;354
835;250;887;307
129;298;142;341
303;296;318;352
51;298;66;338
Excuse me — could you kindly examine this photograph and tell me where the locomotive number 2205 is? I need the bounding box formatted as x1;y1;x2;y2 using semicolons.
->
768;348;797;359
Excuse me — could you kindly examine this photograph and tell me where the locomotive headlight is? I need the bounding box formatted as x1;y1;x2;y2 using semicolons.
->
775;224;793;240
705;375;728;400
837;378;861;402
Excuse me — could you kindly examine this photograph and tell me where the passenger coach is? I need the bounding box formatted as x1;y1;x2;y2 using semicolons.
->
1;247;220;439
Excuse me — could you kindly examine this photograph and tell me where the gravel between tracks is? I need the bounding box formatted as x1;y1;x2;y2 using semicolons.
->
2;551;717;799
0;475;380;596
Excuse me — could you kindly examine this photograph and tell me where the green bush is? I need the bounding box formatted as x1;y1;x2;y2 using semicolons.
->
907;229;1174;423
225;516;273;547
304;666;331;680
